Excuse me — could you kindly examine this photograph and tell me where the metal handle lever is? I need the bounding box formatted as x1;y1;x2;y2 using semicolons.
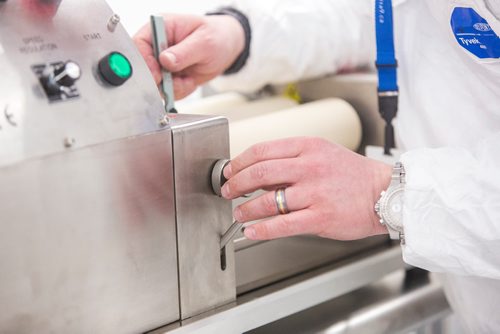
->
220;220;244;250
211;159;248;250
150;15;176;113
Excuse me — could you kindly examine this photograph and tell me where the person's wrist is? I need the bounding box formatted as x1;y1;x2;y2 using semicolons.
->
370;162;393;235
215;15;245;71
206;7;251;74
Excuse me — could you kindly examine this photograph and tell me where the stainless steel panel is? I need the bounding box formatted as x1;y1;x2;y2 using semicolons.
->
170;114;236;319
249;270;450;334
0;1;180;332
236;235;390;294
0;132;180;333
157;246;406;334
0;0;165;166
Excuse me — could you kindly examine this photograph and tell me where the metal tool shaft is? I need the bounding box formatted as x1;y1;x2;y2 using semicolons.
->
150;15;176;113
220;220;244;250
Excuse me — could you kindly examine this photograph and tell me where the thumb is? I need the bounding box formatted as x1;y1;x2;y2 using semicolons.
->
159;32;207;72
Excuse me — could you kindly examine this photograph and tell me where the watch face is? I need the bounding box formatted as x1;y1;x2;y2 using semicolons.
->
381;187;404;232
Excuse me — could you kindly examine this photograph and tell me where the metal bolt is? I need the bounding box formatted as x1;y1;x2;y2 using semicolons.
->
107;14;121;32
158;115;170;127
63;137;76;148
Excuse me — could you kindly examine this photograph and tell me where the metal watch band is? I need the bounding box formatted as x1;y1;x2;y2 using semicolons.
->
375;161;406;244
393;161;406;184
394;162;406;244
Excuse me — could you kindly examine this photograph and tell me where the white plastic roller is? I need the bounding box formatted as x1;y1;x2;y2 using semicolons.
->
180;94;362;157
179;93;298;116
179;92;250;115
227;98;362;156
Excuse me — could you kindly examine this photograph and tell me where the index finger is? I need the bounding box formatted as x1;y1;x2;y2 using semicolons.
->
244;208;323;240
225;137;308;179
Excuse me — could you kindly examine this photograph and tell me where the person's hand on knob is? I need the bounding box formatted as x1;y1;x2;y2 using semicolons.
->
134;14;245;99
221;137;393;241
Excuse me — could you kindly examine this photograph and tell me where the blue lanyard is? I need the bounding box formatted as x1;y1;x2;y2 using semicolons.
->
375;0;399;155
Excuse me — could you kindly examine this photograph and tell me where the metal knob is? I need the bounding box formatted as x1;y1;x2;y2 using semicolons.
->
41;60;81;94
211;159;230;197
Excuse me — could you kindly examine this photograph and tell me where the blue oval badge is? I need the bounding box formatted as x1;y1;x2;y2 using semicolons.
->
451;7;500;59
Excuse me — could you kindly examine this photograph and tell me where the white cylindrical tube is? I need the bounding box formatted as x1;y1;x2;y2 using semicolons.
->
220;96;298;119
179;94;298;117
228;98;362;156
178;92;249;115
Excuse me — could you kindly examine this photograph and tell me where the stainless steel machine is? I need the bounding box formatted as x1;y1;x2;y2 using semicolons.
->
0;1;234;332
0;1;450;333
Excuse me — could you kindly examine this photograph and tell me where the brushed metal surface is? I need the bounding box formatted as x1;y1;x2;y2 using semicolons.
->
0;1;180;332
0;0;165;167
236;235;390;294
249;270;450;334
169;114;236;320
0;132;180;333
157;246;406;334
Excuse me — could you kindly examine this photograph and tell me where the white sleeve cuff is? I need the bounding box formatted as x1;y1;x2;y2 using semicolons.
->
400;133;500;279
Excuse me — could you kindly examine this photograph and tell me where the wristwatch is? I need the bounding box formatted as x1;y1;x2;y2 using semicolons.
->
375;162;406;244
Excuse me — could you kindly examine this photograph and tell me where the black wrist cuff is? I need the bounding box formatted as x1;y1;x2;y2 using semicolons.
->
206;7;251;75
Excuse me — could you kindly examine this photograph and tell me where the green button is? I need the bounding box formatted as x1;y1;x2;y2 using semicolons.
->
108;53;132;78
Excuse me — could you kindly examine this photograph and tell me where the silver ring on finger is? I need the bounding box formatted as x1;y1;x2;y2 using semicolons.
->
275;187;290;215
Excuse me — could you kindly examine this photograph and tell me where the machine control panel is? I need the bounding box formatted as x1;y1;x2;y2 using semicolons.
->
33;60;81;101
0;1;184;333
0;0;165;167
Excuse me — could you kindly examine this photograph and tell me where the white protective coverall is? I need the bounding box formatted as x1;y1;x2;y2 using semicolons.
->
212;0;500;332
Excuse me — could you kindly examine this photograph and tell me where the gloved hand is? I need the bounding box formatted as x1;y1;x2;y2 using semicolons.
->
221;137;393;241
133;14;245;99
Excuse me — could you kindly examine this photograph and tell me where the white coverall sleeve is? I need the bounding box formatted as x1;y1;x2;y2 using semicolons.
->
401;132;500;279
211;0;374;93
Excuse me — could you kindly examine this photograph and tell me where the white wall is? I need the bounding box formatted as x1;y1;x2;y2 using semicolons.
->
106;0;228;36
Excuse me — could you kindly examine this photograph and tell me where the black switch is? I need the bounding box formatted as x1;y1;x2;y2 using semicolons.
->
33;61;81;102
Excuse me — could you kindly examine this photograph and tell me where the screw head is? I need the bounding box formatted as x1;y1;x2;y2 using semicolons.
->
63;137;76;148
107;14;121;32
110;14;120;24
159;115;170;127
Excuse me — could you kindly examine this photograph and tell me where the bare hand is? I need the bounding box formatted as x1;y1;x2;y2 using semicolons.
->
133;14;245;99
221;138;392;241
